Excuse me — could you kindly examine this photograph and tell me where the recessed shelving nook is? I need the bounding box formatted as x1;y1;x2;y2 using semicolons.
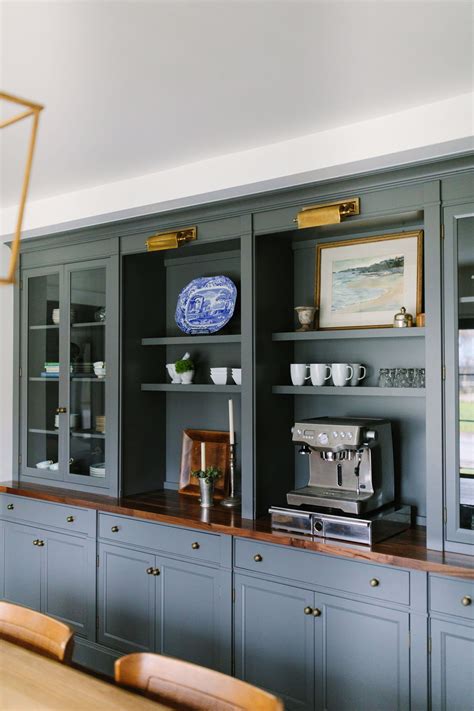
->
122;236;244;497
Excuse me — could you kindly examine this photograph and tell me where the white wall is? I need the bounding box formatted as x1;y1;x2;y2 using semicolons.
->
0;244;13;479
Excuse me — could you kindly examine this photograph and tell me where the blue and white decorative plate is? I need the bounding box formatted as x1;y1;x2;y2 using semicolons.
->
175;275;237;334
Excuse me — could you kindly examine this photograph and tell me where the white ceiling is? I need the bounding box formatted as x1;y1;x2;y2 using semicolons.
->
0;0;473;209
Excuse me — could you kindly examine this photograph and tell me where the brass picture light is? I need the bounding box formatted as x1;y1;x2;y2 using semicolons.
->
0;91;44;285
295;197;360;229
146;226;197;252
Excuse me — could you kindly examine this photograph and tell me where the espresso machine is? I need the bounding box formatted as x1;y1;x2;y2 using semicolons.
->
270;417;411;544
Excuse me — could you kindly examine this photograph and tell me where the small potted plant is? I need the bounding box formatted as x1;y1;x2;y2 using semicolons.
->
175;354;195;384
192;466;221;507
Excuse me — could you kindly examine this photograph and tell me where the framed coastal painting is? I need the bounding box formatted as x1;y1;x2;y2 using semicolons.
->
315;230;423;330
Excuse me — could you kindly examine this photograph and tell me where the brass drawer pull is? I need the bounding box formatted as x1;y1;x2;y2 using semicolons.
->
146;567;154;575
370;578;380;587
66;515;75;523
111;526;119;533
313;608;322;617
152;568;160;576
304;606;313;615
191;542;200;550
6;504;14;510
253;554;263;562
56;407;67;414
32;539;38;546
461;596;472;607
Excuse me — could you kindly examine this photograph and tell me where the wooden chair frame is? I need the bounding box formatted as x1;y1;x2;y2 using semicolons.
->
0;601;74;663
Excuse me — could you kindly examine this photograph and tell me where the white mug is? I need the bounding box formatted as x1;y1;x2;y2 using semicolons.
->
309;363;332;386
350;363;367;387
331;363;354;386
290;363;309;386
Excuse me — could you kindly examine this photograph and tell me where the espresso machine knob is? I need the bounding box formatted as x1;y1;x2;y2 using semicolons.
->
318;432;329;445
364;430;377;442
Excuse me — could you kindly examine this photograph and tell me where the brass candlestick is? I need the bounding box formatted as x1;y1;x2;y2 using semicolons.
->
221;443;240;508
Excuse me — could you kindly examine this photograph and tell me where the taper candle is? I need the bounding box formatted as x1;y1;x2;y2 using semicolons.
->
228;399;235;444
201;441;206;471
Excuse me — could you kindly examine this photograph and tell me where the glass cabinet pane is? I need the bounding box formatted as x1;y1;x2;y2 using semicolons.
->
68;267;106;479
27;273;60;469
458;217;474;531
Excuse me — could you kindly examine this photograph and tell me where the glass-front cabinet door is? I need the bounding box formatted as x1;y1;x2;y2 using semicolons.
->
444;204;474;548
21;258;118;493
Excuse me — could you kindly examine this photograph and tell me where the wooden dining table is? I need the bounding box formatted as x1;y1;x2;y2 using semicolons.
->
0;639;171;710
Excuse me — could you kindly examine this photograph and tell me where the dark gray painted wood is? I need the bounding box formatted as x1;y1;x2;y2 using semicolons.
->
234;573;315;711
314;593;410;711
2;522;42;610
430;618;474;711
98;542;156;654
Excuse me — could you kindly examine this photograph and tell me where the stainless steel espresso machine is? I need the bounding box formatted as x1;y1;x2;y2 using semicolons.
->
270;417;412;544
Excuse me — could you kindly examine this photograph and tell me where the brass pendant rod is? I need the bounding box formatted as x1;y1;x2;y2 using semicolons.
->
0;109;35;130
0;90;44;112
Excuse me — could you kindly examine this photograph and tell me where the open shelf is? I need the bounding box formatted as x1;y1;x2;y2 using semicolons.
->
29;324;59;331
272;385;425;397
141;383;241;393
142;334;242;346
272;327;426;341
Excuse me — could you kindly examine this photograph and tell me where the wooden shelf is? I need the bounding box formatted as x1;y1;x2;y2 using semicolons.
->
272;385;425;397
272;327;426;341
141;384;241;393
142;334;241;346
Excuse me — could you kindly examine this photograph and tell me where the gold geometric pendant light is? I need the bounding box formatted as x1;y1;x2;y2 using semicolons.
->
0;91;43;285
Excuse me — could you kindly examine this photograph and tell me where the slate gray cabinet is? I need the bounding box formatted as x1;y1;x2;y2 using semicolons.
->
234;573;410;711
98;540;232;673
0;520;95;638
20;254;119;495
430;619;474;711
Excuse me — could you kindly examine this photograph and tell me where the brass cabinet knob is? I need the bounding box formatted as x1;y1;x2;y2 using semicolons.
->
152;568;160;576
66;515;75;523
36;540;44;547
461;596;472;607
191;542;200;550
111;526;119;533
56;407;67;414
146;567;154;575
32;539;38;545
313;608;322;617
253;554;263;562
304;606;313;615
370;578;380;587
6;503;14;510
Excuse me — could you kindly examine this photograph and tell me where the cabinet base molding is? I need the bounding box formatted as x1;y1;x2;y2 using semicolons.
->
73;637;120;678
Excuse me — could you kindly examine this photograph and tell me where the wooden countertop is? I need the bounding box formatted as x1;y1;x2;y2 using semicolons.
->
0;638;170;710
0;481;472;578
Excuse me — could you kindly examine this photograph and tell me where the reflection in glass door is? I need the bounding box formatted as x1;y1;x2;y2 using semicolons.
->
26;272;60;471
68;267;107;480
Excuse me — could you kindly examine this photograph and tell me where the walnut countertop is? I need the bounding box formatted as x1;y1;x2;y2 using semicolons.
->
0;481;472;578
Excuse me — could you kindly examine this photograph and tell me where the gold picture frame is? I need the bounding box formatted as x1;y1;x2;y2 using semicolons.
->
315;230;423;330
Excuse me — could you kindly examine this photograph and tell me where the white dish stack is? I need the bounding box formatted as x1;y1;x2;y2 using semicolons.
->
90;463;105;478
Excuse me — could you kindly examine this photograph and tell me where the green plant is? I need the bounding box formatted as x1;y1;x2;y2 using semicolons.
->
192;466;222;484
175;357;194;373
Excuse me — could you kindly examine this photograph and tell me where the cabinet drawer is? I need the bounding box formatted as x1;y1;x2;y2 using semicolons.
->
234;539;410;605
0;495;95;536
430;575;474;621
98;513;221;564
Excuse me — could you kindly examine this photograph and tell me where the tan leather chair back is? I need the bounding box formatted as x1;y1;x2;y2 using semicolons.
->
0;601;74;663
115;653;284;711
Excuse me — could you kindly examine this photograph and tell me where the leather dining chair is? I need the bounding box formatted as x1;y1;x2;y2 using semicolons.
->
0;601;74;663
115;653;284;711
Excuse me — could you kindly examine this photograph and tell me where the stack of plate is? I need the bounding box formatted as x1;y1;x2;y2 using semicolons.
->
73;362;94;376
95;415;106;434
90;463;105;478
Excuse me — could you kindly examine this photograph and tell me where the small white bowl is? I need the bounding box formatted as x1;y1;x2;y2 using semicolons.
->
49;462;59;471
232;368;242;385
36;460;53;469
210;372;227;385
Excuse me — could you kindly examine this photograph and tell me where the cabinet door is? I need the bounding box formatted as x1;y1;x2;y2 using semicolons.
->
314;594;409;711
98;543;155;654
156;557;231;674
42;530;95;638
2;523;42;610
431;618;474;711
234;574;314;711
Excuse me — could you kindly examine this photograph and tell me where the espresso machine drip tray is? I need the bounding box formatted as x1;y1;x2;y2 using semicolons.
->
269;505;413;545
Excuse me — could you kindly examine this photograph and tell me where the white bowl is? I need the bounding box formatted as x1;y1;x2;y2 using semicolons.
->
49;462;59;471
232;368;242;385
36;460;53;469
210;373;227;385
